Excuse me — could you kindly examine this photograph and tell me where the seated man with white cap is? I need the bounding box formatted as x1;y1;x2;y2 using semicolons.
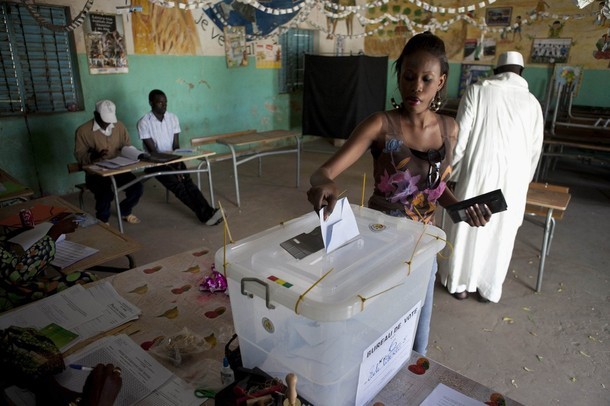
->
74;100;144;224
438;51;544;304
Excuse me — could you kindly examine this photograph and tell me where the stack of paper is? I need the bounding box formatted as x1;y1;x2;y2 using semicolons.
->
97;145;144;169
57;335;202;406
0;282;141;352
51;239;99;269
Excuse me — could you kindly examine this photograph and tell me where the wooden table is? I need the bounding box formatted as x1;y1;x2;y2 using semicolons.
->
0;195;140;273
85;151;216;233
105;247;232;399
217;130;301;207
526;185;571;292
0;168;34;205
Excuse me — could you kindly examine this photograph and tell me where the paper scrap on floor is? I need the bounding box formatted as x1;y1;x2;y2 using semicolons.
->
320;197;360;254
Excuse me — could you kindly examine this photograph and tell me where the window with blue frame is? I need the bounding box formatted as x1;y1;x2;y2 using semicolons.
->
0;2;83;116
278;28;313;94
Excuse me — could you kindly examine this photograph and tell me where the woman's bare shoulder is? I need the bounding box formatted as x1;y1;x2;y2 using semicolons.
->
438;113;458;140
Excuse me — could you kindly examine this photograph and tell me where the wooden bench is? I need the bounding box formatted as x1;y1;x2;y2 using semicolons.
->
535;138;610;181
190;129;301;207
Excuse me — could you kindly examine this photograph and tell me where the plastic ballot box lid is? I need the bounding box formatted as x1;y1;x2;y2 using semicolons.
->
216;205;445;322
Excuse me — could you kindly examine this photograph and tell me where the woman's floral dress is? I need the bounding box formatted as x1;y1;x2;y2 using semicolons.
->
0;235;97;312
368;111;455;224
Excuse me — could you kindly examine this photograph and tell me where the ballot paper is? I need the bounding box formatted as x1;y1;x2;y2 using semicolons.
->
320;197;360;254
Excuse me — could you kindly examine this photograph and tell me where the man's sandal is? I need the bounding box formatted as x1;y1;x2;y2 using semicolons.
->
122;214;141;224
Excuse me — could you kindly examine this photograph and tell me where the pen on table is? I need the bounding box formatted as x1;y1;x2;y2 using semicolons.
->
69;364;93;371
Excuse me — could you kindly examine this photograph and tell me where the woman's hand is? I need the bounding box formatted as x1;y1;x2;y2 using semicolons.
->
307;181;339;221
47;217;78;241
464;204;492;227
81;364;122;406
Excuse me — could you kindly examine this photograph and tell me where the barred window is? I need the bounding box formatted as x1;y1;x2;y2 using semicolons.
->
279;28;313;94
0;2;83;116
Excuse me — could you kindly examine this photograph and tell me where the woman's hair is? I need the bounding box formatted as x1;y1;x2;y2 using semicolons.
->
394;31;449;92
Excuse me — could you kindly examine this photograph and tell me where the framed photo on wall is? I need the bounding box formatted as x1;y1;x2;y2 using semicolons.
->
531;38;572;64
485;7;512;27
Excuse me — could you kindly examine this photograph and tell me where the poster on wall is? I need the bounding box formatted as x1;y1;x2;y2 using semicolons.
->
255;44;281;69
531;38;572;64
553;64;584;96
458;64;494;97
84;13;128;74
224;26;248;68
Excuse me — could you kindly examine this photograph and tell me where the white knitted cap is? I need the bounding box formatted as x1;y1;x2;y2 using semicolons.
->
496;51;524;68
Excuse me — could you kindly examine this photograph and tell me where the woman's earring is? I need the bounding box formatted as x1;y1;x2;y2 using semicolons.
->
429;92;442;112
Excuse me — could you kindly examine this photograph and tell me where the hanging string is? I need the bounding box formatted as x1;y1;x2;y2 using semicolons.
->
20;0;95;32
145;0;594;40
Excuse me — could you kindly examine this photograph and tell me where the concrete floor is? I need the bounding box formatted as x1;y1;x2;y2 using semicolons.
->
62;139;609;405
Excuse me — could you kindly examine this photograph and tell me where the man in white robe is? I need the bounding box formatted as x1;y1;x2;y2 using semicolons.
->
438;51;544;303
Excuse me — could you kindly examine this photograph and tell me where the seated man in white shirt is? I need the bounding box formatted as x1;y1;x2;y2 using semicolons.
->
137;89;222;226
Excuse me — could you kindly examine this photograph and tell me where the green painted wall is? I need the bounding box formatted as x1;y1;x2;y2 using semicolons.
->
1;54;291;196
1;55;609;197
385;62;610;109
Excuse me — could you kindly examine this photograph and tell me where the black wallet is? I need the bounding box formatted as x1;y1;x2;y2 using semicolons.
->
445;189;507;223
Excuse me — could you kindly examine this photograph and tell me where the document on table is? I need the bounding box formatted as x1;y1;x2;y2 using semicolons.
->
0;282;141;352
66;281;142;351
51;239;99;269
8;222;53;251
0;284;101;331
420;383;486;406
58;334;173;406
57;334;202;406
97;146;144;169
320;197;360;254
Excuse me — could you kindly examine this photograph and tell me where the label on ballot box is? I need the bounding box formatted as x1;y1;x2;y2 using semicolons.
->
356;302;420;405
217;205;446;406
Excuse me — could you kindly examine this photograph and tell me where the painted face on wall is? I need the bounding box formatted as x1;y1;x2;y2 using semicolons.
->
151;94;167;117
398;50;446;112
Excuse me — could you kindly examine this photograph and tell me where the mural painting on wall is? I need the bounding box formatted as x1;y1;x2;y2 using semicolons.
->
224;26;248;68
463;38;496;62
84;13;128;74
325;0;358;39
362;0;610;69
204;0;304;40
131;0;201;55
